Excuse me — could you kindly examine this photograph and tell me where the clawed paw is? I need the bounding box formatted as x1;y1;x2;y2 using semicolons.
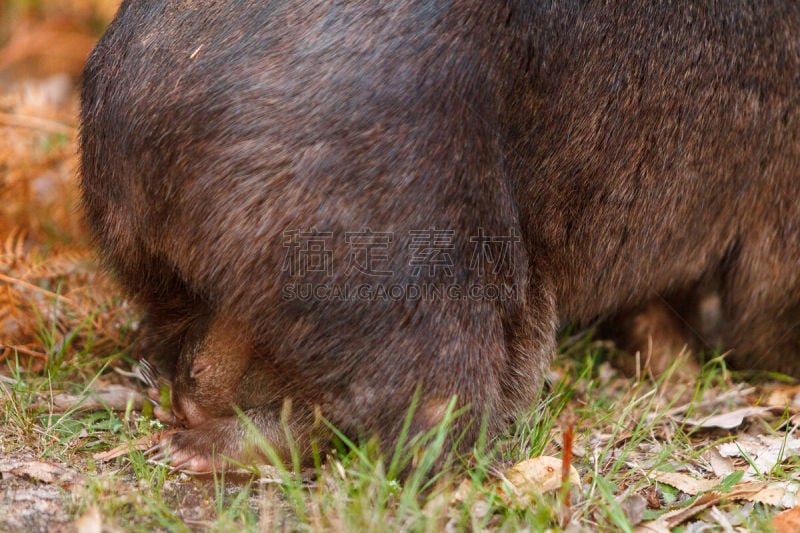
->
145;430;228;474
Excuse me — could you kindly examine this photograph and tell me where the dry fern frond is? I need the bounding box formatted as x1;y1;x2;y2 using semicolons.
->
0;238;134;369
0;4;132;374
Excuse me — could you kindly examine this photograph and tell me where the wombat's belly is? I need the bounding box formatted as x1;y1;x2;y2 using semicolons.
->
512;5;799;325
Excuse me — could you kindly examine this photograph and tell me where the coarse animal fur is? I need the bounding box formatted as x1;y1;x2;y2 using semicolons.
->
80;0;800;471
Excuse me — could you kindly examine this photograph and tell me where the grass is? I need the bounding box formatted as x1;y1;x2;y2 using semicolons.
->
2;317;791;531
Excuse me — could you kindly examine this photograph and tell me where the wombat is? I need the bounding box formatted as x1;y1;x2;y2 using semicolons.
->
80;1;800;472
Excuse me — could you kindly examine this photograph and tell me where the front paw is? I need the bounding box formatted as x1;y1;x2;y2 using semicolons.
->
147;419;244;473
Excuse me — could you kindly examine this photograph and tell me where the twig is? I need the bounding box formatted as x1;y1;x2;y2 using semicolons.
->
560;407;576;528
0;273;73;304
0;112;74;135
0;344;48;360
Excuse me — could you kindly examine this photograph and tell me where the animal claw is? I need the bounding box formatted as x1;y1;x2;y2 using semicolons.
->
144;443;161;457
136;359;159;389
148;449;168;464
168;458;199;475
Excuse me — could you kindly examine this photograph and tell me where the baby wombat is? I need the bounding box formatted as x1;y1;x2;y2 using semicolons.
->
80;1;800;472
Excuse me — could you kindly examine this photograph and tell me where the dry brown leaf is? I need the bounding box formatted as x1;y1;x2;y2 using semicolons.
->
0;459;83;488
499;456;581;509
766;385;800;408
430;456;582;517
618;493;648;527
648;470;720;496
703;447;735;478
773;506;800;533
92;430;175;462
746;482;800;508
505;456;581;494
636;483;765;531
682;406;774;430
634;521;671;533
648;466;799;512
717;434;800;480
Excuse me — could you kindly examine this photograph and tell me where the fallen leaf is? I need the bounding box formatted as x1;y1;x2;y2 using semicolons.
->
618;493;648;526
773;506;800;533
498;456;581;510
505;456;581;494
92;430;175;462
703;447;734;479
717;435;800;480
766;385;800;408
635;521;671;533
0;460;83;488
648;470;720;495
636;483;765;531
682;407;774;430
746;481;800;508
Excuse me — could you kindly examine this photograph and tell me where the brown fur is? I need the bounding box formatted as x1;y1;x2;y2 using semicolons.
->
604;298;701;377
80;1;800;471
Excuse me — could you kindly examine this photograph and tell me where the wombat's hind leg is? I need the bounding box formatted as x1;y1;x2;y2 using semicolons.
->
720;278;800;376
601;297;702;378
